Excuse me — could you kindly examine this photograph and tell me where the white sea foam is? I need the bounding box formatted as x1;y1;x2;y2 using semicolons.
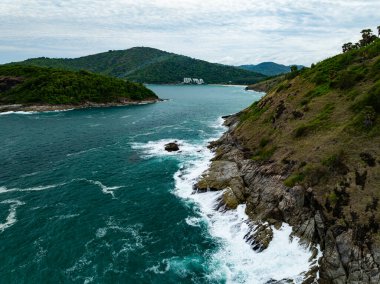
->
0;109;74;116
144;117;319;283
131;116;320;282
0;111;37;115
0;199;25;233
66;147;100;157
86;180;122;198
73;179;123;198
173;150;320;283
185;216;203;227
0;183;63;194
20;171;41;178
131;139;206;159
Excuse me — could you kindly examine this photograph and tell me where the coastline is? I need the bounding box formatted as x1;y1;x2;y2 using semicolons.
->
0;98;162;113
163;117;317;283
195;112;380;283
195;114;322;283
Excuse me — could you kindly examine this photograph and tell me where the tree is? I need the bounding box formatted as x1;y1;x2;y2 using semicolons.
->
360;29;376;47
378;25;380;37
342;42;354;53
290;65;298;72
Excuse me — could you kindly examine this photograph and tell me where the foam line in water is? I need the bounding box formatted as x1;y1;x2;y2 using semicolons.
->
0;111;37;116
0;109;75;116
0;199;25;233
0;183;64;194
74;179;123;198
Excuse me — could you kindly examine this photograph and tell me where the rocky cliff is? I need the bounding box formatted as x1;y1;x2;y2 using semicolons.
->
196;38;380;283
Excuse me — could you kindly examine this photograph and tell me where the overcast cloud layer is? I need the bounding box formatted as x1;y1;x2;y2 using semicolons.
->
1;0;379;66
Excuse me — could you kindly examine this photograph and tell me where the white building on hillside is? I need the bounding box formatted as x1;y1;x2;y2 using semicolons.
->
183;78;205;84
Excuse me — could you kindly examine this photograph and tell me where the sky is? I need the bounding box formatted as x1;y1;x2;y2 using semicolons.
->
0;0;379;66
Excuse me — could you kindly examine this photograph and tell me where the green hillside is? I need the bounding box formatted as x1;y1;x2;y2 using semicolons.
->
234;36;380;239
16;47;267;84
239;62;304;76
0;65;157;105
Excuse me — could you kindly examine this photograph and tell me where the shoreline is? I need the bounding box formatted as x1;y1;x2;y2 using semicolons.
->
0;99;162;113
196;111;380;282
195;114;322;283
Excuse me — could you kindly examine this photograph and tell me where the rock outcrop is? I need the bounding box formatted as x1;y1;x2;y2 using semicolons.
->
164;142;180;152
195;114;380;283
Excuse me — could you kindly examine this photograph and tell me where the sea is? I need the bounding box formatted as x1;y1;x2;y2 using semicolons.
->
0;85;315;283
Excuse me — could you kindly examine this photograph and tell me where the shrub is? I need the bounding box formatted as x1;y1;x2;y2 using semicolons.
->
251;146;277;161
284;173;305;187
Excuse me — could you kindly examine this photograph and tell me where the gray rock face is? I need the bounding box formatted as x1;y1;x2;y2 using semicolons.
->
195;113;380;283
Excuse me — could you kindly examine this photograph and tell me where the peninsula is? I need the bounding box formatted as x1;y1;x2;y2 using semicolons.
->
0;65;159;112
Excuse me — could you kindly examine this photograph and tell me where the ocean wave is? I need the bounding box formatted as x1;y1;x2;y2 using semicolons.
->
171;123;320;283
131;139;206;159
0;111;37;116
19;171;42;178
79;179;123;198
0;199;25;233
0;183;65;194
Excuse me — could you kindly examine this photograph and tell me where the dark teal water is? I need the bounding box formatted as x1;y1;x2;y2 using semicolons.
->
0;85;264;283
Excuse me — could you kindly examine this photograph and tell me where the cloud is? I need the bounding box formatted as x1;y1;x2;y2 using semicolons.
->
0;0;379;65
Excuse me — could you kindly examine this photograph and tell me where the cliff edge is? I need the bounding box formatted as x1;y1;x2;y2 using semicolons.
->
197;37;380;283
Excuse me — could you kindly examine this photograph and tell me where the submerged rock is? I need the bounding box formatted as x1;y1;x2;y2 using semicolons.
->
164;142;179;152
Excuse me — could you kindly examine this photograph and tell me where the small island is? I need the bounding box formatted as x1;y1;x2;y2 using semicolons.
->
0;65;159;112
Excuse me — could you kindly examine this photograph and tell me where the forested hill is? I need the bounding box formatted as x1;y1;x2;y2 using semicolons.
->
239;62;304;76
15;47;267;84
0;65;158;105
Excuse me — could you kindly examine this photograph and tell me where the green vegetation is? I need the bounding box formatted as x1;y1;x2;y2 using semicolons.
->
0;65;157;105
14;47;267;84
239;62;304;76
284;173;305;187
293;104;335;137
251;146;277;161
233;27;380;231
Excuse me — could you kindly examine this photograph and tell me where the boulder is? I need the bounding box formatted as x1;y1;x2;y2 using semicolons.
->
196;161;240;191
164;142;179;152
222;187;239;209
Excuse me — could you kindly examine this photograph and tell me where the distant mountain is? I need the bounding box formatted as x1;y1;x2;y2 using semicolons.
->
15;47;267;85
239;62;304;76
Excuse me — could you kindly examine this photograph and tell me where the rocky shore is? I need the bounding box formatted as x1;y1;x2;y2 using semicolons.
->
0;98;162;113
195;114;380;284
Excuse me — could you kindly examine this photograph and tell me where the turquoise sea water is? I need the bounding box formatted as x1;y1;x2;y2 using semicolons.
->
0;85;314;283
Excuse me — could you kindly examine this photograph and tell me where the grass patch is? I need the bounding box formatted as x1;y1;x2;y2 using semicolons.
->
352;81;380;113
294;104;335;137
276;81;291;92
259;137;270;147
239;101;268;124
251;146;277;161
301;84;331;105
328;191;338;205
331;69;365;90
284;173;305;187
